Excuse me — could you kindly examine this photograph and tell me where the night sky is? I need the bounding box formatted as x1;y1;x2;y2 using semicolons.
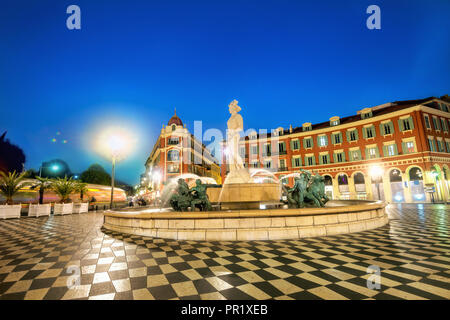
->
0;0;449;185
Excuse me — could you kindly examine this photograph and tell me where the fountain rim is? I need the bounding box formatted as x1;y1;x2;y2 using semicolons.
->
104;200;386;220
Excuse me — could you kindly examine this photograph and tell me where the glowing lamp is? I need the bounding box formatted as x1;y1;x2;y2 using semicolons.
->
369;165;383;178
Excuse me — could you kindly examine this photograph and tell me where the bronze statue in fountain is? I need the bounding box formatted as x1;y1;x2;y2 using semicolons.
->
169;179;218;212
282;169;329;208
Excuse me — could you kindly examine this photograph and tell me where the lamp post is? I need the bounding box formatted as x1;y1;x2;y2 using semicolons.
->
110;156;116;209
369;165;383;201
107;135;125;209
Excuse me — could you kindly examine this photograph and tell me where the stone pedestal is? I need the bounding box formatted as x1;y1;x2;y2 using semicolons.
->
207;183;281;209
223;168;253;184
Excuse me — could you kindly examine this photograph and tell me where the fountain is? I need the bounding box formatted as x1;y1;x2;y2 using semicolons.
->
206;100;281;209
102;100;389;241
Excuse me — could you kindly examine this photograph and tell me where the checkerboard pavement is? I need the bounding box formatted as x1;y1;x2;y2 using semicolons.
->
0;204;449;300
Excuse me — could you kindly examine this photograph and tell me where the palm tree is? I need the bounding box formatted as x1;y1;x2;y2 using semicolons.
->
0;171;30;205
74;181;88;201
31;177;51;204
50;176;76;203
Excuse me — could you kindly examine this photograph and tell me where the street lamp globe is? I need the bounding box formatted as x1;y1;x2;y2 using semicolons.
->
369;165;383;179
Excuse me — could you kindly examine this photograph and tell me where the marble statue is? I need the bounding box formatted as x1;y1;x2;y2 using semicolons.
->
225;100;252;184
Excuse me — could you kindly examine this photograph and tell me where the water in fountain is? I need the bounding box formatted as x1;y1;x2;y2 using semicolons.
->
249;168;280;184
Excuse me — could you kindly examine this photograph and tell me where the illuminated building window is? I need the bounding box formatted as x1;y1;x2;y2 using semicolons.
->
403;141;415;154
402;119;410;130
334;152;345;163
364;126;375;138
320;154;329;164
292;139;299;150
441;118;448;132
424;115;431;129
304;137;313;149
333;132;342;144
167;164;179;173
399;117;414;131
318;135;328;147
167;150;180;161
432;117;440;131
366;147;378;159
361;111;373;119
428;138;436;152
239;146;246;158
350;150;361;161
306;156;315;166
437;140;445;152
384;144;397;156
382;122;394;135
347;130;358;141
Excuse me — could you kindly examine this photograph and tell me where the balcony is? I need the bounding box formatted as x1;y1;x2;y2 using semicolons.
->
278;167;288;172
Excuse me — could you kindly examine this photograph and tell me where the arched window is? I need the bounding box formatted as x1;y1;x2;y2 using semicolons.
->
172;124;176;131
409;167;423;181
354;172;365;184
338;174;348;185
324;175;332;186
389;169;402;182
167;150;180;161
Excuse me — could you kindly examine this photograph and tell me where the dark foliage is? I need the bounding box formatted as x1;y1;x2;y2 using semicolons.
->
0;131;26;174
80;163;111;186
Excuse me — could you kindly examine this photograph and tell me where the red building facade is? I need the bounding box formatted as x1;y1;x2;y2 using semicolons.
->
144;111;221;198
221;96;450;203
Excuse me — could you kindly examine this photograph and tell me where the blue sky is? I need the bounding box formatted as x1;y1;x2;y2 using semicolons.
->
0;0;449;184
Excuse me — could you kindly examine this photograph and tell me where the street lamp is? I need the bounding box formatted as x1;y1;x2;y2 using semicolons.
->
369;165;383;200
94;125;136;209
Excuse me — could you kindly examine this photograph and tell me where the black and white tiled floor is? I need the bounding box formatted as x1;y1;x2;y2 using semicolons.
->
0;204;448;300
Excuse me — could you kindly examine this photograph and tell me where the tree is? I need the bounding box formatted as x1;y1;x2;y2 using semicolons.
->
0;132;26;174
0;171;30;205
23;169;38;179
30;177;52;204
80;164;111;186
74;181;88;201
50;176;77;203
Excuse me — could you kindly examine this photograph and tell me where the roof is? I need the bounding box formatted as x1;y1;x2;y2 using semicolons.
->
168;109;183;126
242;96;445;140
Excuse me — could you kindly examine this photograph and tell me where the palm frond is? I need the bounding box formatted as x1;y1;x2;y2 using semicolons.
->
0;171;31;203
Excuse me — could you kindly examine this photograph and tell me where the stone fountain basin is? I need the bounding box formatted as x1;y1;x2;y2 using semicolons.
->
103;200;388;241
